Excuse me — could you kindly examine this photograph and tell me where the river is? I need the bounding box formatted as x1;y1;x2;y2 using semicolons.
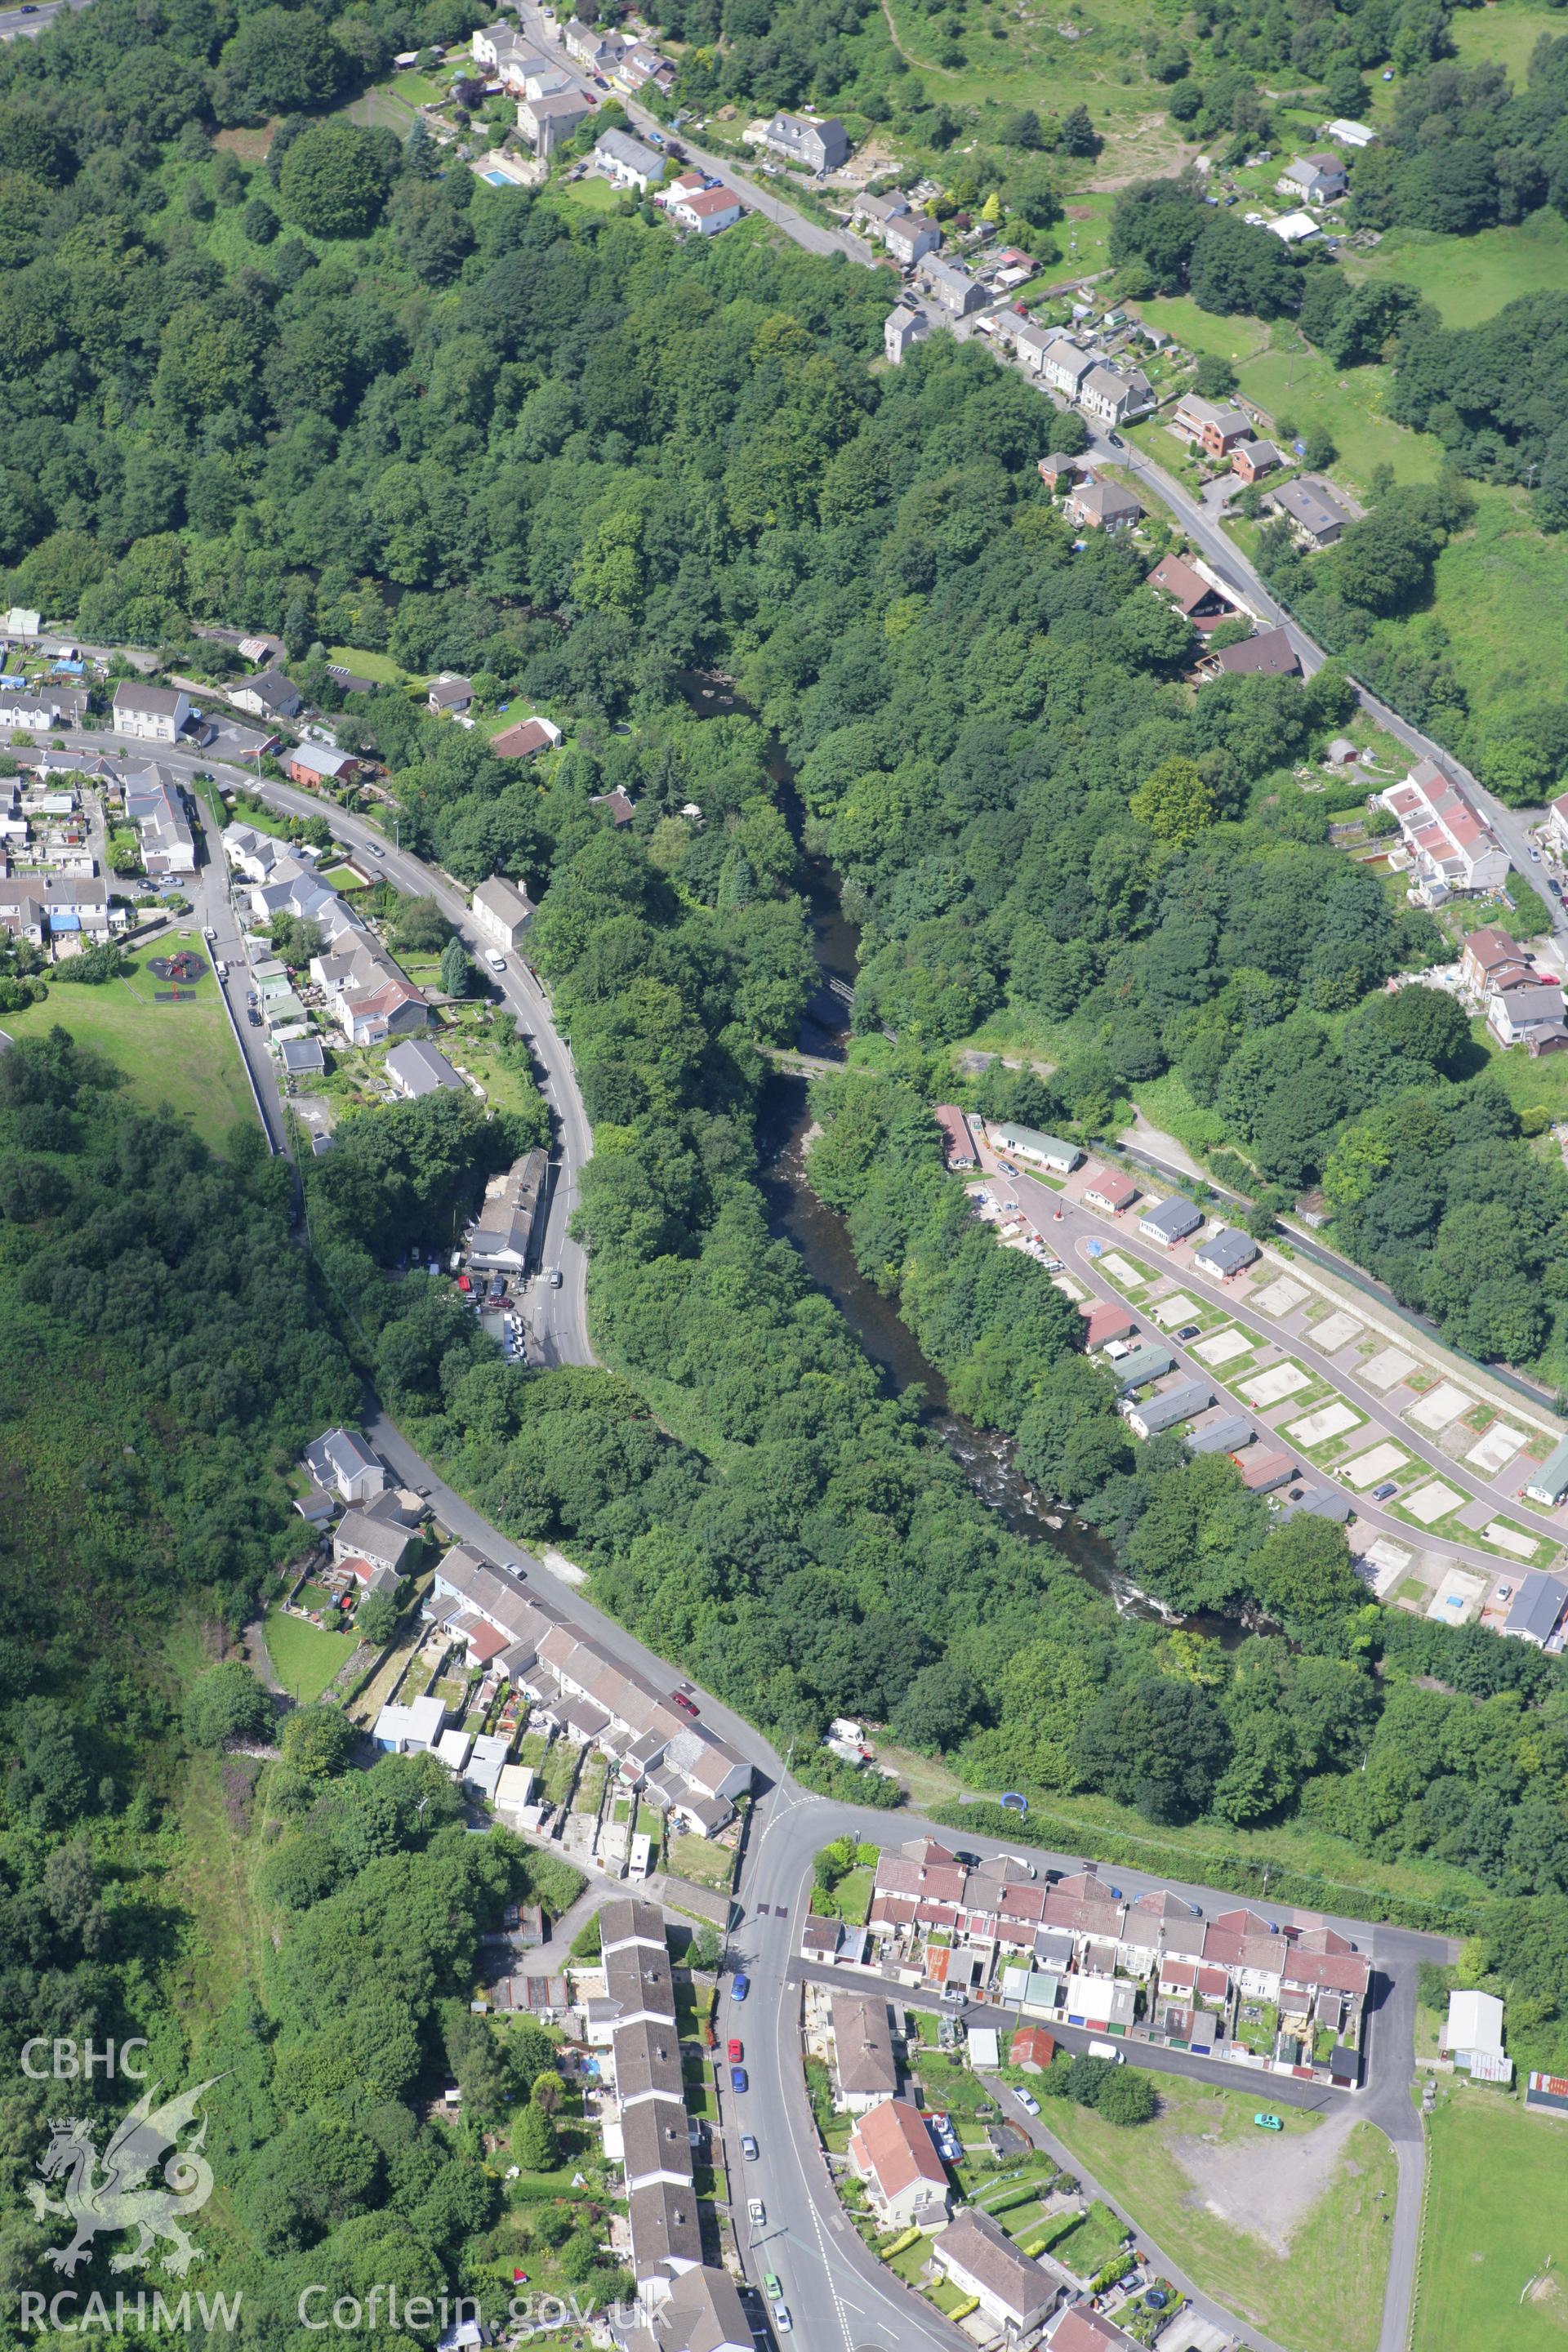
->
676;672;1143;1609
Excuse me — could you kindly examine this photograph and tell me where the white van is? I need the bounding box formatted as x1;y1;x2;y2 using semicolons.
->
485;951;506;974
1087;2040;1125;2064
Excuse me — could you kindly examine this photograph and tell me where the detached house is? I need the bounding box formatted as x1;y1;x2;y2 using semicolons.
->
1063;477;1143;533
831;1995;899;2115
1462;924;1535;996
230;669;302;722
595;128;667;193
757;111;849;174
517;90;592;153
1232;437;1282;483
427;674;474;717
1147;552;1238;632
884;304;929;365
303;1427;386;1503
1265;475;1355;548
1277;152;1348;204
916;252;983;317
1170;393;1254;457
471;875;536;951
1200;625;1301;678
112;682;190;743
846;2100;952;2232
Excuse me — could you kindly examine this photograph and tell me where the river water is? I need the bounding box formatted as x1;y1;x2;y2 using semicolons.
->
675;675;1138;1607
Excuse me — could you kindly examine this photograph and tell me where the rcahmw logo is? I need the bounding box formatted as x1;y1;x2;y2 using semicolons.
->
23;2064;224;2287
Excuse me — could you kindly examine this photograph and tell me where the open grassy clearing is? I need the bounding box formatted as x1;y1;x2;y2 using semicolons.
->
1045;2075;1396;2352
1448;0;1566;83
1428;486;1568;724
1414;2084;1568;2352
3;945;256;1151
1345;207;1568;330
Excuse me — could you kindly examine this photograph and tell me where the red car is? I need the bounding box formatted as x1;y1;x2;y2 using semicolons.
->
672;1691;699;1717
728;2038;743;2063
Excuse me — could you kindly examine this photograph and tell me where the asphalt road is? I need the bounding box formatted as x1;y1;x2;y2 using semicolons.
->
0;0;80;35
726;1786;1437;2352
61;731;595;1368
1000;1165;1568;1575
513;1;875;265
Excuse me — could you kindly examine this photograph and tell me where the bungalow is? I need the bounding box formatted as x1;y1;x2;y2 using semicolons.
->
916;252;983;318
1063;478;1143;534
1083;1165;1138;1214
1238;1445;1296;1492
471;874;536;951
1110;1342;1176;1392
994;1125;1083;1174
1232;437;1282;483
278;1035;325;1079
112;682;190;743
1187;1411;1254;1454
230;669;302;722
373;1693;446;1754
591;786;637;826
1193;1225;1259;1277
1200;625;1301;679
846;2099;952;2231
1125;1377;1211;1440
1268;208;1322;244
1077;363;1154;427
595;128;667;193
756;111;849;174
303;1426;386;1503
1138;1196;1202;1247
884;305;929;365
1265;475;1355;548
1325;118;1378;148
934;1104;976;1168
1045;2304;1140;2352
427;674;474;716
339;977;429;1047
1503;1574;1567;1646
1170;394;1253;457
1277;152;1348;204
517;90;592;154
1080;1301;1137;1350
930;2207;1057;2343
1524;1435;1568;1508
831;1995;899;2115
491;714;561;760
385;1036;465;1101
287;742;356;787
1147;552;1237;631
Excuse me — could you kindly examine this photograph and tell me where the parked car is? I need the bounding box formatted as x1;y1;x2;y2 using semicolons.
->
202;926;216;942
1373;1482;1397;1500
741;2134;759;2159
1497;1582;1513;1601
1254;2112;1284;2131
733;1975;750;2002
747;2198;765;2226
773;2307;792;2334
728;2039;743;2064
763;2274;782;2301
1176;1325;1200;1341
672;1690;699;1717
1009;2083;1040;2115
940;1985;967;2006
730;2065;748;2092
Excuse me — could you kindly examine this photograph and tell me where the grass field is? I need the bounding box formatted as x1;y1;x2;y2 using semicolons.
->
1415;2085;1568;2351
560;174;623;213
1428;486;1568;723
262;1607;356;1704
1046;2077;1396;2352
326;645;415;687
1448;0;1566;84
4;943;256;1151
1345;208;1568;330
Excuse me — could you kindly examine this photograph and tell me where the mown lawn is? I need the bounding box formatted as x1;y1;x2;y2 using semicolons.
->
4;946;256;1151
262;1607;357;1704
1046;2078;1396;2352
1415;2086;1568;2352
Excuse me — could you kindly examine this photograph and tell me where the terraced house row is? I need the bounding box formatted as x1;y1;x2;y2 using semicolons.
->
427;1548;751;1836
863;1839;1370;2087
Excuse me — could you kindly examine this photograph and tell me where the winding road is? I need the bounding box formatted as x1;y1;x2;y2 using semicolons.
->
63;691;1447;2350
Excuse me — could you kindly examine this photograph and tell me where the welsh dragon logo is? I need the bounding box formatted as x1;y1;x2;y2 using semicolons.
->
25;2078;221;2277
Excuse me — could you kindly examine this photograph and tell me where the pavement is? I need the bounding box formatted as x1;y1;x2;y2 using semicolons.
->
996;1162;1568;1584
0;0;82;34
